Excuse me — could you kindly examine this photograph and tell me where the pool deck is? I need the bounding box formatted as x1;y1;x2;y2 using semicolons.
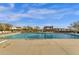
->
0;39;79;55
0;32;21;37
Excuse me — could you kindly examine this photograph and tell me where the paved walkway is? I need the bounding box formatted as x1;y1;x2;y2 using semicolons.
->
0;39;79;55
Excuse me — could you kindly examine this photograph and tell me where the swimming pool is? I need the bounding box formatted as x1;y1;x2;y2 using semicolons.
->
0;33;79;39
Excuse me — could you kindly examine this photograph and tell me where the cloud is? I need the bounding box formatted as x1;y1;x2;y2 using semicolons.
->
27;9;57;15
0;4;78;23
73;10;79;15
0;8;73;22
0;6;9;12
0;3;79;28
0;4;15;13
22;3;47;8
24;8;73;20
9;3;15;8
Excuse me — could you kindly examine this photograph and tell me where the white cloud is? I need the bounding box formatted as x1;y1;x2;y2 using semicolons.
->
7;13;44;20
0;6;77;23
9;3;15;8
0;4;15;12
25;8;72;20
0;6;9;12
0;9;66;22
27;9;57;15
74;10;79;15
22;3;47;8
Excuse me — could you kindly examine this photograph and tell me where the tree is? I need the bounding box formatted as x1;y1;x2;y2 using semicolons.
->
0;23;3;31
5;23;13;31
33;26;40;32
68;21;79;31
0;23;13;31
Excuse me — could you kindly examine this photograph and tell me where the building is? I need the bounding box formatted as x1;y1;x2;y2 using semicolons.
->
43;26;76;33
43;26;53;32
11;26;22;32
53;28;76;33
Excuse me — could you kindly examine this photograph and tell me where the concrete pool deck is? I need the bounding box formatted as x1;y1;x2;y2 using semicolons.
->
0;32;21;37
0;39;79;55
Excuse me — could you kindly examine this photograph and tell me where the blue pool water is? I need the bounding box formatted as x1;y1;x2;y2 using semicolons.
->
1;33;79;39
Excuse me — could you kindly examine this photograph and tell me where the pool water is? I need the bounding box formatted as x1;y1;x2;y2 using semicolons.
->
1;33;79;39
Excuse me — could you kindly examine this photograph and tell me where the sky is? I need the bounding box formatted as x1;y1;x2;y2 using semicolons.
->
0;3;79;28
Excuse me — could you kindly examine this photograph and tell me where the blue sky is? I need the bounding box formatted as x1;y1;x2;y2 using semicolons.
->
0;3;79;28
